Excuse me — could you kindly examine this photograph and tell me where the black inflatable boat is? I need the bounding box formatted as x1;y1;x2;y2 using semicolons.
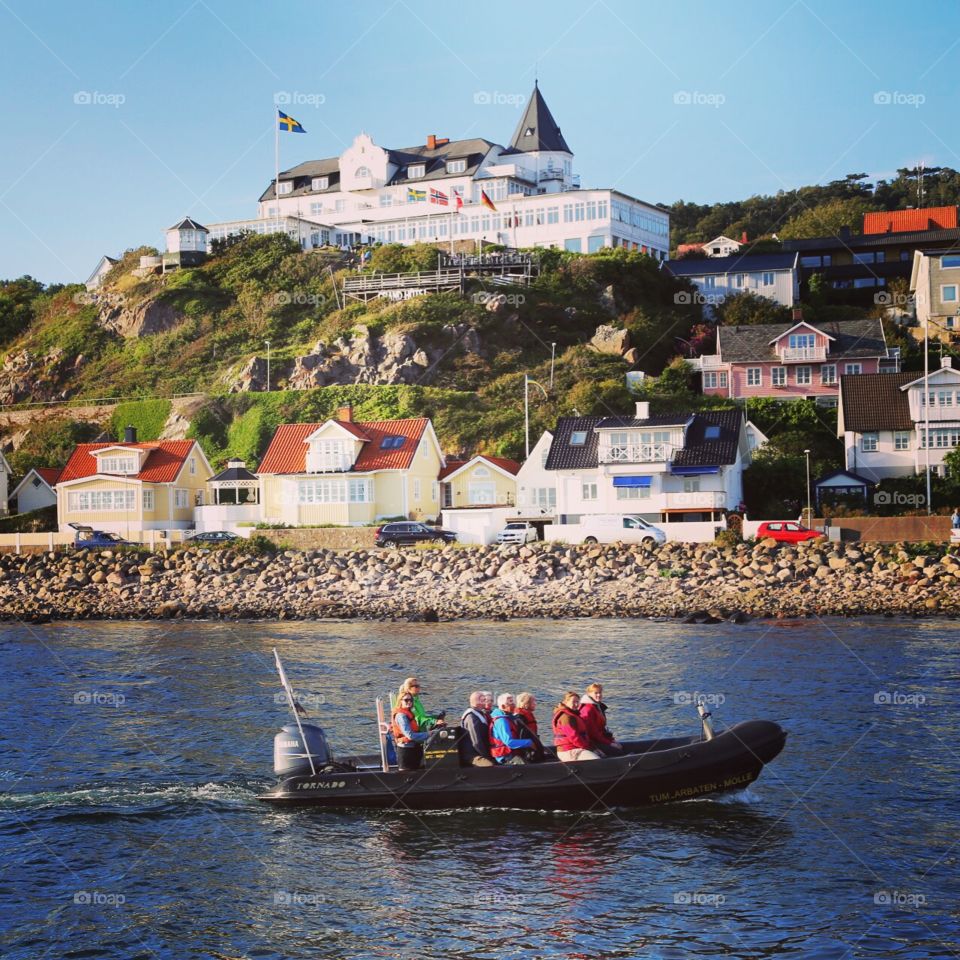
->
258;651;787;811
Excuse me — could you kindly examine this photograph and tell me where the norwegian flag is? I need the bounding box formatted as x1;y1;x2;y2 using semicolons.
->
453;187;463;211
430;188;448;206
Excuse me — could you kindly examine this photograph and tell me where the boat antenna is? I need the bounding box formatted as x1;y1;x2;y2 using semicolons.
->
273;648;317;776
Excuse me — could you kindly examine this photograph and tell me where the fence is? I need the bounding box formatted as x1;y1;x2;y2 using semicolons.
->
0;529;190;554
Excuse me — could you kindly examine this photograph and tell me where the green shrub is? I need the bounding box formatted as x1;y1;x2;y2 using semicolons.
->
109;399;171;441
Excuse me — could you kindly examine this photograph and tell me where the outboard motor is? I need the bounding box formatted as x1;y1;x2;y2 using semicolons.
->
273;722;331;777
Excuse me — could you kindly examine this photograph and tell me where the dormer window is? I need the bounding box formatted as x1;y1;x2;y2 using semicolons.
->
407;164;425;179
98;455;139;475
305;439;354;473
704;425;721;440
312;176;328;191
446;159;466;174
277;181;293;195
524;127;534;137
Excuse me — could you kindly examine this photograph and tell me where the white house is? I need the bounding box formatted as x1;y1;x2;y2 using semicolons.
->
254;84;670;258
702;234;743;258
515;430;556;515
9;466;59;515
545;403;751;525
838;357;960;479
205;215;332;252
84;255;118;291
664;252;800;317
163;217;209;273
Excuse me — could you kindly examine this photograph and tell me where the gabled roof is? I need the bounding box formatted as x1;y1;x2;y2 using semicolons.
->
716;318;886;363
59;441;197;484
305;420;371;442
9;466;62;499
545;416;605;470
672;409;743;467
768;320;835;344
506;84;571;154
438;455;520;482
838;372;915;432
257;419;431;474
815;468;875;487
209;464;258;483
168;217;207;232
899;362;960;391
665;252;798;276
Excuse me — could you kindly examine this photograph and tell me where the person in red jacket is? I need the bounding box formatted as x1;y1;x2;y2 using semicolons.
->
579;683;623;756
552;692;601;762
392;694;430;771
515;692;538;736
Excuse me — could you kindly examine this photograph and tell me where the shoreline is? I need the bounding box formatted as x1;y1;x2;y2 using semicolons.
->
2;538;958;624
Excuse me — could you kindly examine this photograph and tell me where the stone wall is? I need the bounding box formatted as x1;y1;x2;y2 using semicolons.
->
256;527;379;551
831;515;952;543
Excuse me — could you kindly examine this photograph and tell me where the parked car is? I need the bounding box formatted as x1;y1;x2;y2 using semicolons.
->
543;514;667;547
756;521;823;543
496;521;539;545
188;531;239;543
374;521;457;548
71;527;130;549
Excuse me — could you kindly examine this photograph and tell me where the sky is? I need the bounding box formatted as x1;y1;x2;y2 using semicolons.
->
1;0;958;284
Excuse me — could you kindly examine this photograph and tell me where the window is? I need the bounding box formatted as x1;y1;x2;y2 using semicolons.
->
277;181;293;195
772;367;787;387
682;478;701;493
407;164;425;179
761;272;775;286
941;285;958;302
546;207;559;224
703;371;729;390
703;425;721;440
431;481;438;503
175;489;190;509
310;202;323;216
844;363;862;375
588;236;605;253
564;238;582;253
446;159;466;174
821;364;837;385
348;479;372;503
746;368;762;387
734;274;744;287
97;456;138;474
789;333;816;350
142;489;154;511
412;478;421;501
582;482;598;500
67;489;136;512
473;465;490;478
861;432;878;452
938;390;954;407
616;485;649;500
298;479;350;503
188;457;196;475
529;487;556;509
941;255;960;269
569;431;588;446
380;436;405;450
894;431;911;451
920;427;960;448
796;366;812;385
312;176;328;191
421;440;429;459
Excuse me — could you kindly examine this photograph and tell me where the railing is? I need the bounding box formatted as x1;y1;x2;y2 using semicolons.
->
598;444;674;464
695;355;726;370
342;269;464;293
304;457;355;473
779;347;827;362
663;490;726;509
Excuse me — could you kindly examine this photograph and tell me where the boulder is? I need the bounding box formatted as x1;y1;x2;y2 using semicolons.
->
590;325;630;356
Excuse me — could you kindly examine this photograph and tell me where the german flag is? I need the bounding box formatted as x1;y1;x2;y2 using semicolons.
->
480;190;497;212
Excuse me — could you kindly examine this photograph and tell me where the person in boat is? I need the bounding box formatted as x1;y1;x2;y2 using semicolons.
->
552;692;601;762
392;692;431;771
579;683;623;757
397;677;445;730
515;692;538;737
490;693;534;765
459;691;495;767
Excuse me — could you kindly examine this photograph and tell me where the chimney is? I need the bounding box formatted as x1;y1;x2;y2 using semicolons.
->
635;401;650;420
124;425;137;443
741;231;748;244
792;306;803;322
336;404;353;422
942;355;954;369
839;225;851;241
426;134;436;150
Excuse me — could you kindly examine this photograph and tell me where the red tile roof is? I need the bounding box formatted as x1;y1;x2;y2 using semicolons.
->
437;458;468;480
36;467;62;487
863;206;957;235
438;455;521;481
59;441;196;484
257;419;430;474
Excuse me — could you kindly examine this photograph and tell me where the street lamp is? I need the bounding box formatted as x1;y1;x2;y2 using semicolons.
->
804;448;812;527
264;339;271;393
549;342;556;390
524;374;548;459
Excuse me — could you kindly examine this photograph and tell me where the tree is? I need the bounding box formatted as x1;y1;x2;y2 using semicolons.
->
778;197;877;239
714;291;792;326
0;276;44;345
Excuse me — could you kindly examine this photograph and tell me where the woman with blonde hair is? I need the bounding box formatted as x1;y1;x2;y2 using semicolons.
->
397;677;445;730
579;682;623;756
552;691;601;762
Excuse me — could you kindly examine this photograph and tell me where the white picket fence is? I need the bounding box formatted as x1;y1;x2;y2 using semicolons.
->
0;530;190;554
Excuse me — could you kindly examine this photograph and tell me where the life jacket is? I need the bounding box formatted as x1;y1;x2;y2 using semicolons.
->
579;695;614;746
391;707;418;745
489;709;520;759
460;707;493;760
552;704;589;752
515;707;538;736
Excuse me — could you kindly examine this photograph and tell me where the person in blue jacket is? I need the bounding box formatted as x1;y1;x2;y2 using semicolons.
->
490;693;534;764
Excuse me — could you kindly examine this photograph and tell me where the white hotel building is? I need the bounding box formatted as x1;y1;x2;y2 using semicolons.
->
244;85;669;258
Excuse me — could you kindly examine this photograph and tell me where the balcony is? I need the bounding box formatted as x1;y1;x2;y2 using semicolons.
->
779;346;827;362
663;490;726;509
694;355;726;370
598;443;674;464
304;456;355;474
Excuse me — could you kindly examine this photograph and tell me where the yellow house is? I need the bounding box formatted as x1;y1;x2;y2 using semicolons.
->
57;433;213;534
257;407;443;526
438;455;520;509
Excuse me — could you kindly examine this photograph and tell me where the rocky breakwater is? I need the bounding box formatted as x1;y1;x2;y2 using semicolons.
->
2;537;959;624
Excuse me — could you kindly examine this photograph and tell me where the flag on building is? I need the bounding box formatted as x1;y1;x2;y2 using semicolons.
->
452;187;463;211
430;188;448;206
407;187;427;203
277;110;306;133
480;190;496;212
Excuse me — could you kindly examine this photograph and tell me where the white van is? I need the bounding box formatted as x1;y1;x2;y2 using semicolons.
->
544;514;666;547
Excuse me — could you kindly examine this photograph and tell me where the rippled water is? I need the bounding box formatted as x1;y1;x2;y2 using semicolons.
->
0;616;957;959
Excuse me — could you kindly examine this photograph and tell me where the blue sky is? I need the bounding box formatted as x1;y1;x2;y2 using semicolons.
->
1;0;958;284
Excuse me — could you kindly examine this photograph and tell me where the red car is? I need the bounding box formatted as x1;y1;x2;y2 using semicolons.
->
756;521;823;543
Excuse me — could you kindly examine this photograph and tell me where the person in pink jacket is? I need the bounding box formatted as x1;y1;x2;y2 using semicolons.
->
578;683;623;756
552;692;601;762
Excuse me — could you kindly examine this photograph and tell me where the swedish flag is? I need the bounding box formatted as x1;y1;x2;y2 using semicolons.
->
278;110;306;133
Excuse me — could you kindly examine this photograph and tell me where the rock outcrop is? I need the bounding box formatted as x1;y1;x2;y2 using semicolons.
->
95;292;183;339
590;324;631;356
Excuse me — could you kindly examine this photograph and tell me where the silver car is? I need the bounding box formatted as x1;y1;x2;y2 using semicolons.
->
496;521;538;545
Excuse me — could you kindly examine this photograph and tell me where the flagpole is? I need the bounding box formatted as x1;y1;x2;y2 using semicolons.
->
274;107;280;224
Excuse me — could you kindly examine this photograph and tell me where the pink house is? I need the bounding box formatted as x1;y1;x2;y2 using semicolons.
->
693;315;898;402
